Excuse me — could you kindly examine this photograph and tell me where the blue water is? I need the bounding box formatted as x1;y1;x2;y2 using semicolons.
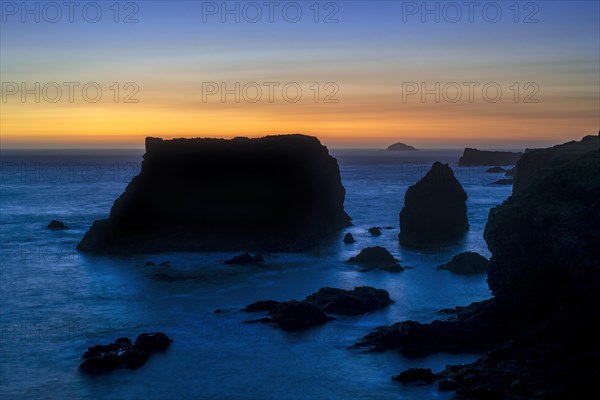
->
0;149;513;399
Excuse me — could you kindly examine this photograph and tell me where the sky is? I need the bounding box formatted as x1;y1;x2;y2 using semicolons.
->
1;0;599;149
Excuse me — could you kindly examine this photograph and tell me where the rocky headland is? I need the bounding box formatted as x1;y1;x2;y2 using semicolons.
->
459;148;523;166
357;135;600;398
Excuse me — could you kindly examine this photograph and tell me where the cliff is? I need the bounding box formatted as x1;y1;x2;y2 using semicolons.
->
358;135;600;398
458;148;523;166
485;134;600;304
78;135;351;253
512;134;599;193
399;162;468;246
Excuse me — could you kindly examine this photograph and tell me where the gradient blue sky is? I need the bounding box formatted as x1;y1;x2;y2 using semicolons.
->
1;1;599;148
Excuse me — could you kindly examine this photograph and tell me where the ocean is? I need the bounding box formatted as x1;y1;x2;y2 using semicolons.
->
0;148;513;399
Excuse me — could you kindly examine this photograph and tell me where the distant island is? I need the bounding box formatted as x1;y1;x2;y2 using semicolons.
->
458;148;522;166
387;142;418;151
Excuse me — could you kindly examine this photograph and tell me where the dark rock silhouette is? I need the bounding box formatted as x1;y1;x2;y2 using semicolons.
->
492;178;513;185
353;299;515;356
80;332;172;373
224;252;263;265
47;220;68;229
458;148;522;166
387;142;418;151
485;136;600;304
243;285;393;329
134;332;173;352
144;261;156;267
347;246;403;272
368;227;382;236
305;286;393;316
437;252;489;274
399;162;468;246
77;135;351;253
356;136;600;398
392;368;436;384
268;301;332;331
485;166;506;173
343;233;356;243
243;300;279;312
504;166;517;177
512;134;599;193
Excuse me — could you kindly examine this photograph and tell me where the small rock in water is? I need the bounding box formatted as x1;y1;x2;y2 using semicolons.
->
268;300;332;331
144;261;156;267
347;246;403;272
368;227;382;236
343;233;356;243
437;252;489;274
79;332;173;373
134;332;173;352
305;286;393;316
47;220;68;229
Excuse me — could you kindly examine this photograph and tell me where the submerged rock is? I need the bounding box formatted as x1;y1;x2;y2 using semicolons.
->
80;332;172;373
347;246;403;272
224;252;262;265
305;286;393;316
343;233;356;244
492;178;513;185
437;252;490;274
47;220;68;229
458;148;522;166
399;162;468;246
77;135;351;253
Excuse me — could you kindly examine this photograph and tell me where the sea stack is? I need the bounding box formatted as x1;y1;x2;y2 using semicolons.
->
399;162;468;246
77;134;351;253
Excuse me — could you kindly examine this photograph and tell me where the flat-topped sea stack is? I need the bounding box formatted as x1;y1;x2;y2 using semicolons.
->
458;148;522;166
387;142;418;151
399;162;468;246
77;135;351;253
